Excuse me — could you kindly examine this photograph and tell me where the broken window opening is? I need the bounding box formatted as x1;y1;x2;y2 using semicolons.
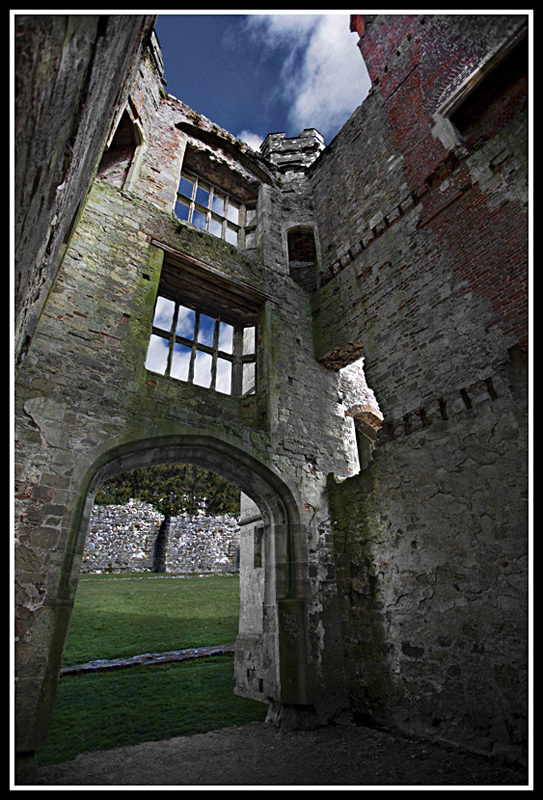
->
338;357;384;473
175;169;257;250
432;28;528;155
97;107;144;190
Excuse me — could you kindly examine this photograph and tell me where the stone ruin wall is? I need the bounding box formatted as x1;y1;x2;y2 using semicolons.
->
309;14;529;764
81;499;240;574
13;14;529;774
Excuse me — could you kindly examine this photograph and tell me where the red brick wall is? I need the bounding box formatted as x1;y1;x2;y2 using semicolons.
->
356;14;527;188
342;13;529;351
423;162;528;350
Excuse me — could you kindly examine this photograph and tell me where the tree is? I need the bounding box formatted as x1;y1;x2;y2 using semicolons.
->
203;471;241;516
95;463;240;517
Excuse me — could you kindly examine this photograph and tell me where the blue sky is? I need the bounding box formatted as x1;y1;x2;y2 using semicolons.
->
154;13;371;149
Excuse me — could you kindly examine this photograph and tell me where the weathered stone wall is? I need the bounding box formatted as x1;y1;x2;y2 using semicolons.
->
81;500;240;574
14;14;156;368
14;23;355;759
329;349;528;763
308;13;528;764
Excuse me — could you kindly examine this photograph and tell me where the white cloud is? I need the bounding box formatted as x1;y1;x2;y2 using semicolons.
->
237;129;265;151
216;358;232;394
243;14;370;142
152;295;174;332
193;351;212;389
145;334;169;375
245;13;321;43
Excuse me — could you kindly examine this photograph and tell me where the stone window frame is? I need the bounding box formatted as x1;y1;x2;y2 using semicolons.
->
124;117;146;191
145;248;261;397
175;169;257;249
430;23;528;155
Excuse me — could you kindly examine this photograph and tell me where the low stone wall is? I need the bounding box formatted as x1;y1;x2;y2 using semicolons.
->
81;499;240;574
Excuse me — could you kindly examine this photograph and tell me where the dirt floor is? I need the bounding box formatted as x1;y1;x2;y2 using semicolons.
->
30;720;528;788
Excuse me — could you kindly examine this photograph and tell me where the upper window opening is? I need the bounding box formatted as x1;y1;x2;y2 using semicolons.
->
97;108;143;189
449;34;528;150
175;169;256;250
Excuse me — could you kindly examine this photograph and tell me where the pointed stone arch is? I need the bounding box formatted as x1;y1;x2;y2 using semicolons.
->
43;434;318;744
81;436;302;591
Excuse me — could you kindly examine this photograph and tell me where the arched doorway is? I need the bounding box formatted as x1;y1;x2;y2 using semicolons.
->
56;434;316;723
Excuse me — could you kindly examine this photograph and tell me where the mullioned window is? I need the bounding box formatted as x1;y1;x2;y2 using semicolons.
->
145;251;260;396
175;170;257;249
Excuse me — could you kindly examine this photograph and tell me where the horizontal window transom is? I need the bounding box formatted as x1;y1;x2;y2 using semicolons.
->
175;170;256;249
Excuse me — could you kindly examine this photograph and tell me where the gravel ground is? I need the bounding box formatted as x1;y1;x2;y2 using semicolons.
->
30;721;528;788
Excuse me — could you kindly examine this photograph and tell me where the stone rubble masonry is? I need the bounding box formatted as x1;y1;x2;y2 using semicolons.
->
81;500;240;574
329;347;528;764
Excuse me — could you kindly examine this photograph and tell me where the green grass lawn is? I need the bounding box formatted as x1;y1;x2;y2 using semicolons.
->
36;573;268;766
63;573;242;666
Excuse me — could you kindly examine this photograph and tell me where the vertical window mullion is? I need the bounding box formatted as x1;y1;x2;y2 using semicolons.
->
223;194;230;242
189;176;198;224
166;302;180;377
189;311;200;384
231;323;244;395
207;187;213;234
238;205;246;249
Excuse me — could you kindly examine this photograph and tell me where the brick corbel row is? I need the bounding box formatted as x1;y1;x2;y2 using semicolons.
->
321;152;468;288
376;374;501;445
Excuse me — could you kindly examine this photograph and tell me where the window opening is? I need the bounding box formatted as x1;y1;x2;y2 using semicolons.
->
449;34;527;150
146;300;256;395
338;357;384;473
97;107;144;190
175;169;256;249
287;227;318;293
145;256;261;397
432;28;528;154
